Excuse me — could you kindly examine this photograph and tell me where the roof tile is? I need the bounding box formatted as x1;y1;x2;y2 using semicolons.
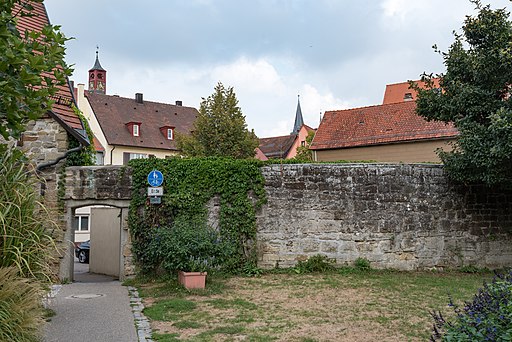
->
86;93;198;151
14;2;85;138
310;101;457;150
259;134;297;159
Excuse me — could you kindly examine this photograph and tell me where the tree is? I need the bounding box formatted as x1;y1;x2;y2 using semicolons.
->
0;0;71;141
294;130;315;161
414;0;512;187
177;82;259;158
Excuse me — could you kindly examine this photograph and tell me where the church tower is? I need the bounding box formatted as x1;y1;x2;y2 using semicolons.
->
291;95;304;134
88;48;107;94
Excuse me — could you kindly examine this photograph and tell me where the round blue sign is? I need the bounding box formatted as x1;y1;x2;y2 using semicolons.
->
148;170;164;187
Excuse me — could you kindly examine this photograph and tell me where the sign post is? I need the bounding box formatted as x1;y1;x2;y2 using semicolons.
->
147;170;164;204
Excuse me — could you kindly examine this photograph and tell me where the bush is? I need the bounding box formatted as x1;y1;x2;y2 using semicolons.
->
0;146;56;280
157;217;233;273
0;267;45;342
294;255;335;274
431;270;512;341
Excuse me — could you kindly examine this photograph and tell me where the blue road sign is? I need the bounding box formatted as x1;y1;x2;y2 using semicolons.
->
148;170;164;187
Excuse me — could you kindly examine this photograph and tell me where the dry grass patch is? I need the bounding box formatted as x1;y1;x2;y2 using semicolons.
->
136;270;490;341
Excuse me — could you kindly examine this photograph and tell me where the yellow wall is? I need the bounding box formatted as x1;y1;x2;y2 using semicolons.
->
110;145;176;165
313;139;455;163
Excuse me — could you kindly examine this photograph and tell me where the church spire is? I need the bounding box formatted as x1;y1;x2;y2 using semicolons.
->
291;95;304;134
88;46;107;94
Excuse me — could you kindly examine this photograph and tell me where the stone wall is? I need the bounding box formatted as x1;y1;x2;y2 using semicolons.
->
256;164;512;270
19;117;69;163
18;118;70;277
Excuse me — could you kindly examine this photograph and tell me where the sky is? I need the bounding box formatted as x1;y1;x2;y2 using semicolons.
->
44;0;512;138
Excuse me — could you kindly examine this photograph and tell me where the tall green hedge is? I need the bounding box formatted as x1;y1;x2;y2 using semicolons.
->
128;157;266;275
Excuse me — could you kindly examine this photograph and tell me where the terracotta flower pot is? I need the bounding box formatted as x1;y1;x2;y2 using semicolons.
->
178;270;207;289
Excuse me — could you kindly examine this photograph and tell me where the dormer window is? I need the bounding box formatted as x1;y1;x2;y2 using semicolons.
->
126;122;142;137
160;126;175;140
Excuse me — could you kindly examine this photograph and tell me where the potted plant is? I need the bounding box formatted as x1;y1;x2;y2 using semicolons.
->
160;217;224;289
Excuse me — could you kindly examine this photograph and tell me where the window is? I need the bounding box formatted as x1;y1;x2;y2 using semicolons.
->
123;152;148;165
95;151;104;165
301;141;306;147
133;124;140;136
130;153;147;160
403;93;413;101
167;128;174;140
73;215;90;232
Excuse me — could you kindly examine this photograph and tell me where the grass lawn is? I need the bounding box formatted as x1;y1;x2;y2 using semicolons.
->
128;269;491;342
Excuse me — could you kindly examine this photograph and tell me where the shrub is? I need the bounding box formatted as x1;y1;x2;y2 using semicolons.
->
157;217;233;273
431;270;512;341
295;255;335;274
354;258;371;271
0;267;45;342
0;146;56;280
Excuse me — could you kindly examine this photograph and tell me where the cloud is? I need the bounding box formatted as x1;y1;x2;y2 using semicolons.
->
211;57;286;95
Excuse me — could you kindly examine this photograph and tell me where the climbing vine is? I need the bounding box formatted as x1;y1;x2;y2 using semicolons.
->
128;157;266;275
65;106;95;167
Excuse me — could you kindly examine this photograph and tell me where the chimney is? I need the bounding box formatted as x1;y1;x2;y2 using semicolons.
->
175;100;182;106
135;93;143;104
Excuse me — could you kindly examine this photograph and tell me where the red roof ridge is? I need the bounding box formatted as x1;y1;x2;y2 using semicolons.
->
384;79;418;87
325;100;415;114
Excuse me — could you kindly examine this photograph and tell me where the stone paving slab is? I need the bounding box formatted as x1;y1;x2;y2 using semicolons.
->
43;260;152;342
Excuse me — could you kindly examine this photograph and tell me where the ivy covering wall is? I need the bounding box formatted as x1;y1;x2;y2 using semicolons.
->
128;158;266;275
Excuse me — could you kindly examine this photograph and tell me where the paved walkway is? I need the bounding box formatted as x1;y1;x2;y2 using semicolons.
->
43;261;148;342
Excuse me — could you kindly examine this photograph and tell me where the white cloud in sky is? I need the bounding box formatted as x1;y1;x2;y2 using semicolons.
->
381;0;409;18
211;57;286;95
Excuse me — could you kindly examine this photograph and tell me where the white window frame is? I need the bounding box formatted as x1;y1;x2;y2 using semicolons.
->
129;153;148;160
133;124;140;137
167;128;174;140
73;215;90;232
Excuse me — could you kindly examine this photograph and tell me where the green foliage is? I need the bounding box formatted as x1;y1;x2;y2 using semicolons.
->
0;146;56;280
294;255;335;274
414;1;512;187
294;130;315;161
431;270;512;341
0;0;72;140
155;219;230;273
459;265;489;274
128;157;266;275
242;260;264;277
0;267;45;342
144;298;197;321
354;257;371;271
65;106;95;167
176;82;259;158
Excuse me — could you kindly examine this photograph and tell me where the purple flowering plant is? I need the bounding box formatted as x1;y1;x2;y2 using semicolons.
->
430;270;512;341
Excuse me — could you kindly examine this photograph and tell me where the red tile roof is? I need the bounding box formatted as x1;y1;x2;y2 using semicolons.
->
258;134;297;159
86;93;198;151
254;147;268;161
92;135;104;152
310;101;458;150
382;79;440;104
14;2;87;143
